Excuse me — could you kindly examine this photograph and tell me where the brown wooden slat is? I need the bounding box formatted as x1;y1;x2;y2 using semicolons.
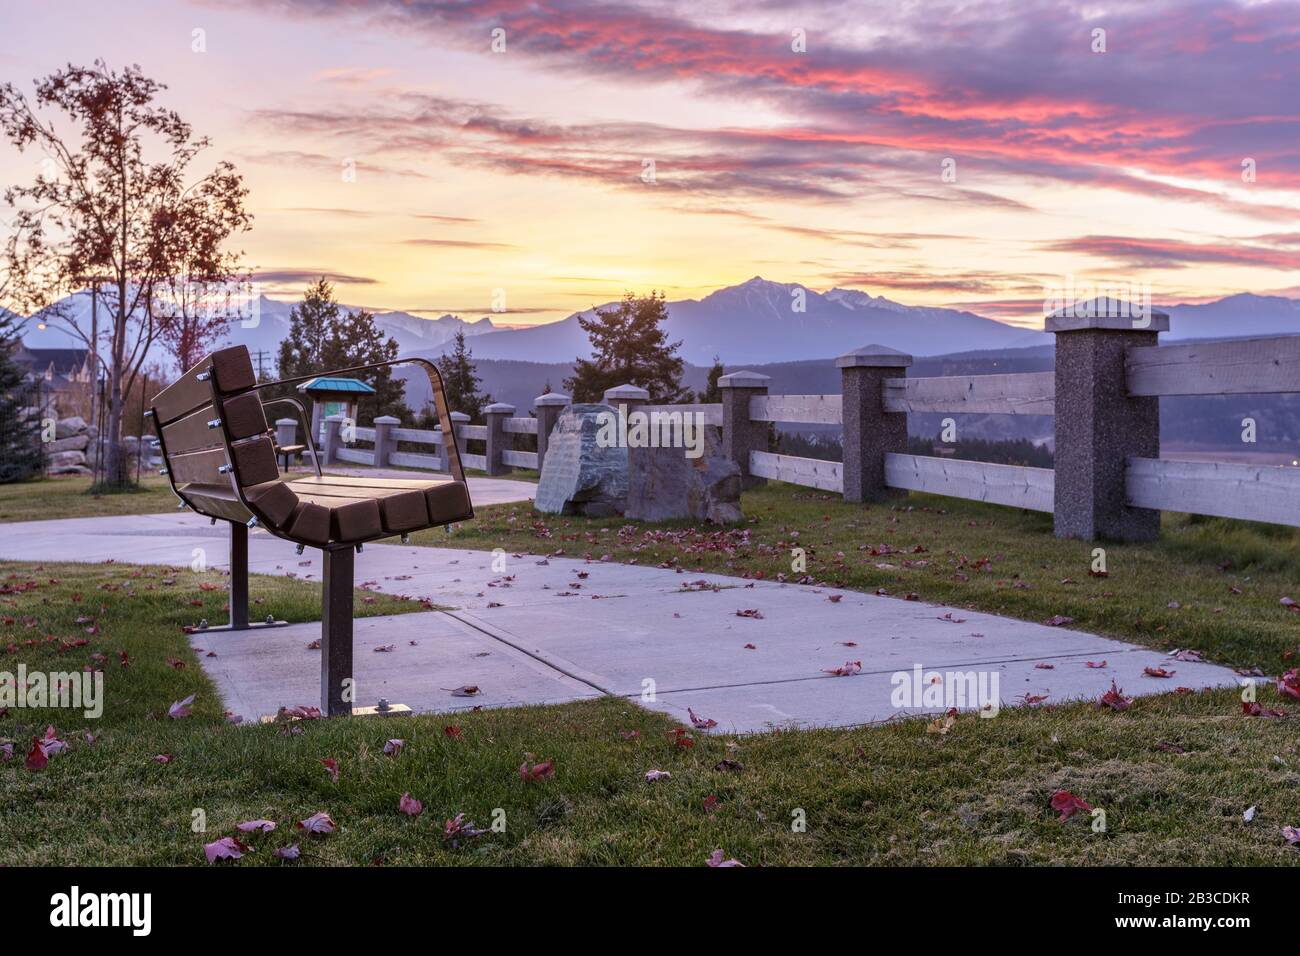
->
230;437;281;487
152;346;256;425
290;475;454;491
166;446;230;485
161;405;222;455
177;484;253;523
223;391;269;441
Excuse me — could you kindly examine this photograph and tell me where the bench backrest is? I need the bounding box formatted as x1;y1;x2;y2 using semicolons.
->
150;347;282;516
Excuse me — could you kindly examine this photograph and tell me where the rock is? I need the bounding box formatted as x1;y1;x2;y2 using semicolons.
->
47;463;92;477
45;434;90;454
47;449;87;468
625;425;744;524
55;416;87;439
534;404;629;516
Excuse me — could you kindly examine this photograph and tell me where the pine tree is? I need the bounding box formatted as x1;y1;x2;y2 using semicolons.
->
0;309;44;483
436;329;491;422
563;291;687;403
274;279;408;426
701;355;725;403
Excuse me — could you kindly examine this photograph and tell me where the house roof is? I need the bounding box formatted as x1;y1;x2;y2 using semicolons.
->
296;376;376;395
13;345;90;374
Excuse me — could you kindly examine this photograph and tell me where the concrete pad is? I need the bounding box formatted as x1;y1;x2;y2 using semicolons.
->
451;585;1177;696
194;610;600;721
0;513;1245;734
643;647;1241;733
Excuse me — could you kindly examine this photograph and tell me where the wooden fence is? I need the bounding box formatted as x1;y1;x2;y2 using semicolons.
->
277;314;1300;542
717;316;1300;542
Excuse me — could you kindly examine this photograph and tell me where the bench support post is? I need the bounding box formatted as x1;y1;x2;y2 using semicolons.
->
321;546;355;717
190;522;289;634
229;521;249;627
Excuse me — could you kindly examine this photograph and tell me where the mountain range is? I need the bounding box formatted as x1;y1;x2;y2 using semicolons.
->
14;278;1300;374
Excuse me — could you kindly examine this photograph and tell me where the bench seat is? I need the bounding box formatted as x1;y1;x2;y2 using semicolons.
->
176;475;471;547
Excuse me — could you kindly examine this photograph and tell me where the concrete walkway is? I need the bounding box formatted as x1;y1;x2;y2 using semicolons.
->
0;511;1242;733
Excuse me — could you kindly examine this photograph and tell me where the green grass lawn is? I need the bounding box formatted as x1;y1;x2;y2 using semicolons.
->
3;560;1300;866
0;474;177;523
411;483;1300;673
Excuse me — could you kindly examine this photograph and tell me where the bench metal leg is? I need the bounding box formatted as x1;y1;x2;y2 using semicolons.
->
189;522;289;634
321;546;355;717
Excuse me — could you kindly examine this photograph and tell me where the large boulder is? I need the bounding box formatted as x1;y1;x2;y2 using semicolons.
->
534;404;628;517
45;433;90;454
46;450;87;473
55;416;87;439
625;425;744;524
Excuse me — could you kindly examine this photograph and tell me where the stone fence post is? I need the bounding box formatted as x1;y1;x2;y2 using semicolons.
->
372;415;400;468
534;392;571;475
838;345;912;503
718;371;770;489
602;383;649;412
484;403;515;476
322;415;344;465
440;411;471;472
1049;304;1169;541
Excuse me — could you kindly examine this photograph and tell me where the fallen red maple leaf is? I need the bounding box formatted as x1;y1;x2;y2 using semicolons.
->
1098;680;1132;711
24;737;47;771
295;812;337;834
519;758;555;782
688;707;718;729
399;793;424;817
236;819;277;833
204;836;250;864
823;660;862;677
168;694;195;719
1050;790;1092;820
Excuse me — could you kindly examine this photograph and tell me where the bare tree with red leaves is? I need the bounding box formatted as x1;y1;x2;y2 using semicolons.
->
0;60;250;487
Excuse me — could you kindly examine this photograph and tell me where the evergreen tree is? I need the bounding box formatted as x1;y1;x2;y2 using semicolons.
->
564;292;687;403
701;355;725;403
0;309;44;483
274;279;408;426
435;329;491;422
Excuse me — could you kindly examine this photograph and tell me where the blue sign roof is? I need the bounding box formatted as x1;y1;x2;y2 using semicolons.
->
297;376;376;395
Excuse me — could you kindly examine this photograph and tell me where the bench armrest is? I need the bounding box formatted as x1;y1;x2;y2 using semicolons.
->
253;357;466;483
261;396;323;478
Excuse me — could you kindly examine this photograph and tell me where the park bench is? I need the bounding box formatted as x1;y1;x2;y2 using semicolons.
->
147;345;474;716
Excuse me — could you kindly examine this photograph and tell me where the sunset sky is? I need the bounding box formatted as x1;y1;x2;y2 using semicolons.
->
2;0;1299;329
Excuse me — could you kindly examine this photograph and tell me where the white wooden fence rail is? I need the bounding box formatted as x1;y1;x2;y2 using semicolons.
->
882;372;1055;415
1126;457;1300;526
748;450;843;492
1127;335;1300;396
750;394;843;425
643;403;724;427
884;453;1055;513
503;417;539;435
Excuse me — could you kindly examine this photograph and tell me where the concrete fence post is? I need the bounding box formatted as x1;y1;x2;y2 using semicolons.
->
483;402;515;476
371;414;400;468
1048;303;1170;541
718;370;770;489
602;383;650;411
838;345;912;503
603;383;651;479
534;392;571;475
441;411;471;473
322;415;344;466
